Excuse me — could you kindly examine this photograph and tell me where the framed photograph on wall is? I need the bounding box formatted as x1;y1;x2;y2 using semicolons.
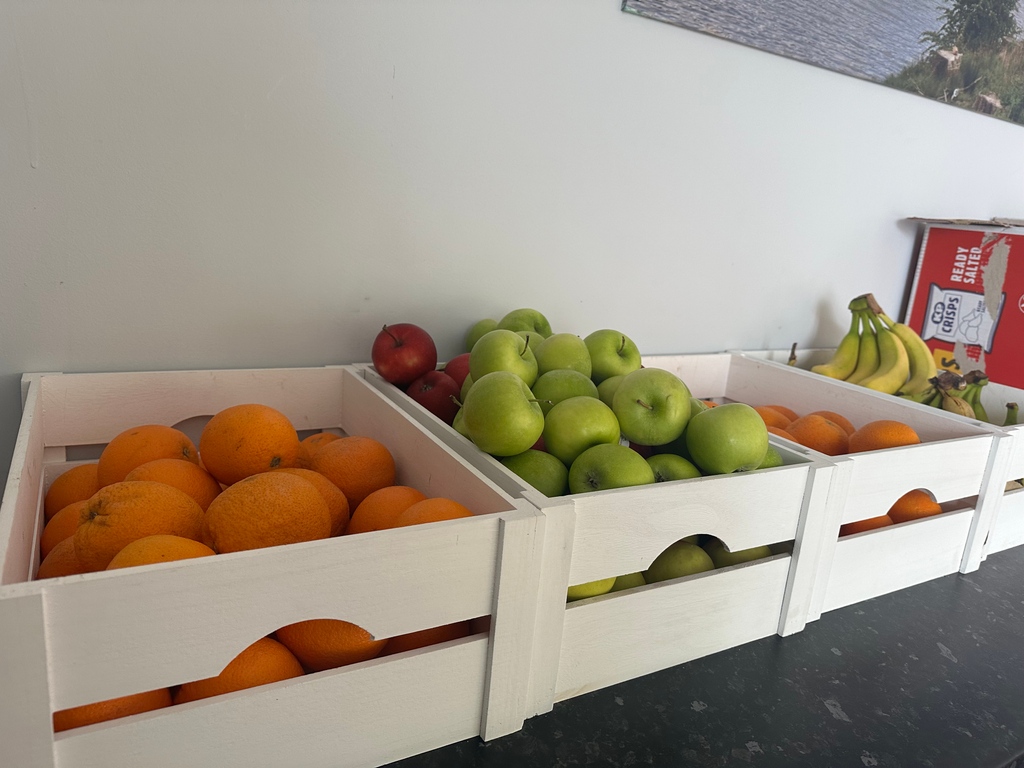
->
623;0;1024;126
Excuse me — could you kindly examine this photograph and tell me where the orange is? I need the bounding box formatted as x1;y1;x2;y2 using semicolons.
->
848;420;921;453
275;619;387;672
201;472;331;554
107;534;217;570
36;537;90;580
96;425;200;488
173;637;304;704
390;497;475;528
40;500;87;559
272;467;350;536
786;414;849;456
887;489;943;524
699;400;718;408
347;485;427;535
766;426;796;441
53;688;172;733
198;403;304;486
43;463;100;521
754;406;793;430
382;621;473;656
301;432;341;455
124;458;223;511
310;436;396;509
807;410;856;437
764;405;798;421
74;481;205;571
839;515;894;536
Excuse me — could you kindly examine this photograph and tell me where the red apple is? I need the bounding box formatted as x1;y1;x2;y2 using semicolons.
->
443;353;472;390
371;323;438;387
406;370;461;425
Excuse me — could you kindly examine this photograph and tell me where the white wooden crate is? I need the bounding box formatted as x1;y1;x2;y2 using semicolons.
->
749;347;1024;562
0;366;544;768
697;352;1009;620
357;365;841;717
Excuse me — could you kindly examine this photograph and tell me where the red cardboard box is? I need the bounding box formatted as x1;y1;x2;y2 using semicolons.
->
905;218;1024;388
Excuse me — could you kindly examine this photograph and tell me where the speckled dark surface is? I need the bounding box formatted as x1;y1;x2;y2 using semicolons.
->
385;547;1024;768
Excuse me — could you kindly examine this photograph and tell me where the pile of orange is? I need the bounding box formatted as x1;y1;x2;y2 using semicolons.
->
750;405;921;457
39;401;484;732
838;489;945;537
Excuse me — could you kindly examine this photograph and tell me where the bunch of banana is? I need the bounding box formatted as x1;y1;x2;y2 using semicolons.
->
899;369;999;422
810;293;936;396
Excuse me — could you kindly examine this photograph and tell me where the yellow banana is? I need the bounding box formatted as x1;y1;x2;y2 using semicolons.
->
858;311;909;395
877;311;937;395
811;311;861;380
941;390;976;418
844;310;880;384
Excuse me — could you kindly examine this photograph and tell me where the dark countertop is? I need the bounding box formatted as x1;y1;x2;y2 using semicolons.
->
387;546;1024;768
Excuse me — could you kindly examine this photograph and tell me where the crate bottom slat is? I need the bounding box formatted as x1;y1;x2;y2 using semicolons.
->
554;555;791;702
821;508;975;613
55;635;489;768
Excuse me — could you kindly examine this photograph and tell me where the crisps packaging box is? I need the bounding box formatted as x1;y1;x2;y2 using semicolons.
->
905;218;1024;388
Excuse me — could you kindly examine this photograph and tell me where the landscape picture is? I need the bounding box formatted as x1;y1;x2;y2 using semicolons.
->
624;0;1024;126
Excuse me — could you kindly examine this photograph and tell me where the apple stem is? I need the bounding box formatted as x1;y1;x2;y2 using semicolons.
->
521;335;531;357
636;399;653;411
618;336;627;354
450;395;462;408
382;324;402;346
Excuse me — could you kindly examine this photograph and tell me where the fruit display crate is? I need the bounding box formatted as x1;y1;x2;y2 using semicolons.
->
749;347;1024;561
357;364;842;719
0;366;543;768
705;351;1010;614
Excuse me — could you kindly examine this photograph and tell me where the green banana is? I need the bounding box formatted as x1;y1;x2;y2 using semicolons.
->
811;310;861;380
1005;403;1019;427
857;311;910;395
899;386;938;404
844;310;880;385
875;309;937;396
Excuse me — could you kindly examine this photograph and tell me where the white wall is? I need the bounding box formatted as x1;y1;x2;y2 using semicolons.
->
3;0;1024;482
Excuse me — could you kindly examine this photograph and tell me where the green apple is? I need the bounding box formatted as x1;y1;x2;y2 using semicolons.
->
584;329;642;384
462;371;544;457
497;308;552;338
500;449;569;497
757;445;783;469
610;572;646;592
543;396;622;467
534;333;592;378
597;375;624;408
703;537;774;568
566;577;616;602
646;453;702;482
612;368;692;446
690;397;711;415
532;369;599;415
452;407;470;439
459;372;475;402
643;540;715;584
465;318;498;353
469;329;539;387
516;330;546;358
685;402;769;475
568;443;657;495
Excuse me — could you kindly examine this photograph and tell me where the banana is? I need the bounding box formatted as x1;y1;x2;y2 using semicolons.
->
844;310;880;384
941;390;976;417
962;371;990;423
857;311;910;395
811;310;861;380
872;305;937;396
899;386;937;404
1005;403;1019;427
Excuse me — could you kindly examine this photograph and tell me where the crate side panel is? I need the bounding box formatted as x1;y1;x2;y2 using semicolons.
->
55;636;489;768
0;379;46;586
821;509;974;613
841;437;993;523
44;518;501;710
638;354;733;397
0;592;55;768
986;488;1024;554
555;556;790;702
567;466;809;585
38;368;347;446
